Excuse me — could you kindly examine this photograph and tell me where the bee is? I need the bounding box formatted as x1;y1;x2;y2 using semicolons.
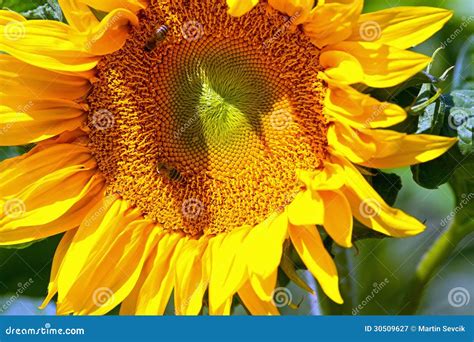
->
157;162;185;183
145;25;169;52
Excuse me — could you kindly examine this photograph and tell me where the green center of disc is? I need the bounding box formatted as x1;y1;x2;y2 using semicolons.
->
166;43;280;153
197;78;250;145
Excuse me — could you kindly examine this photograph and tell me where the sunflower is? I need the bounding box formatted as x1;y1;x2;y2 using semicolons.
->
0;0;456;315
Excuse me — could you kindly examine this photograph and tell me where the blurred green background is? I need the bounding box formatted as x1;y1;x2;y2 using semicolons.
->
0;0;473;315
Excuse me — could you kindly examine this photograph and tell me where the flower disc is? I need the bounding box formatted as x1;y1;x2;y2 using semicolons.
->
88;1;328;236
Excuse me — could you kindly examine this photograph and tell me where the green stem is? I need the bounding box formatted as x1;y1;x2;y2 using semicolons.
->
400;218;469;314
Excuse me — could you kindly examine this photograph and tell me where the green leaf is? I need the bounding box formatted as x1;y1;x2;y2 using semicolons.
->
410;93;465;189
451;89;474;107
352;221;388;242
0;0;63;21
0;239;45;250
448;157;474;230
21;2;63;21
0;0;48;13
373;70;441;134
371;170;402;206
453;35;474;90
449;90;474;155
358;71;436;107
450;108;473;155
90;7;108;21
0;146;24;161
0;235;61;297
411;144;464;189
409;52;474;189
415;93;446;134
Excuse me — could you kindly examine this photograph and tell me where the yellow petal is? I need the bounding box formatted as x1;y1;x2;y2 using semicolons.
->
58;0;99;32
320;190;353;248
0;9;137;73
321;42;431;88
227;0;258;17
0;54;91;100
288;189;324;226
238;281;279;315
174;238;209;315
329;123;458;168
134;234;185;315
0;144;104;245
288;224;343;304
0;174;103;245
319;50;364;84
209;296;232;315
209;227;250;310
350;7;453;49
0;96;86;146
249;268;278;302
297;164;345;191
336;156;426;237
268;0;314;25
304;0;363;48
358;130;458;168
0;11;97;73
324;81;407;128
119;243;158;315
59;219;160;315
59;0;144;32
56;199;138;313
81;0;147;13
244;211;288;279
327;122;377;164
40;229;77;309
0;142;90;191
84;9;139;56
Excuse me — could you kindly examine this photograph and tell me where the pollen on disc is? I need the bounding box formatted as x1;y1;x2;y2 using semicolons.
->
87;0;329;237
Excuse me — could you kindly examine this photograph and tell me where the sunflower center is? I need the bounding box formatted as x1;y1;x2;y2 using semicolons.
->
87;0;328;237
197;75;255;146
